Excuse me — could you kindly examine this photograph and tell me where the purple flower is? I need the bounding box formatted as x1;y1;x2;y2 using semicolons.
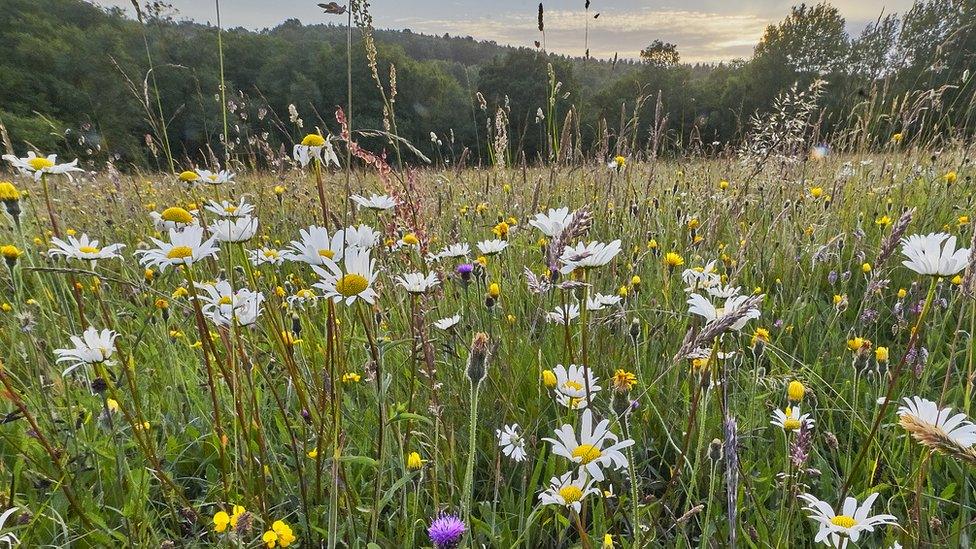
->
428;512;466;548
456;263;474;282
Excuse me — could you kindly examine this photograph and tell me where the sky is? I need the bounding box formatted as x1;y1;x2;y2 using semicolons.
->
92;0;915;63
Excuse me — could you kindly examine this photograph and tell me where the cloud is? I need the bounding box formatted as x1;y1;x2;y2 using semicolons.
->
394;7;775;63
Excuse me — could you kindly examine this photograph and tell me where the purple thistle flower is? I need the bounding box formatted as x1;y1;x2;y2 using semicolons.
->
456;263;474;283
428;512;466;549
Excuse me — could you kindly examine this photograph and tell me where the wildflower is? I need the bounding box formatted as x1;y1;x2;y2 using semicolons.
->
195;281;265;327
55;327;119;376
558;240;622;274
788;380;806;402
285;225;347;266
1;245;22;268
719;179;729;190
249;247;285;266
875;347;889;363
492;221;510;239
810;187;824;199
586;293;621;311
150;206;197;231
435;243;470;260
213;511;231;533
611;369;637;392
428;512;466;549
465;332;490;384
551;364;601;409
294;133;339;167
396;271;440;294
497;424;527;462
47;234;125;265
477;239;508;255
487;282;500;299
209;216;259;243
891;132;903;143
944;171;957;184
341;372;361;383
544;408;634;481
406;451;425;470
350;193;397;211
136;226;220;271
861;262;872;273
344;224;381;249
178;170;199;183
433;314;461;331
0;181;21;222
952;275;963;285
528;207;575;237
900;233;969;276
401;233;420;247
687;293;761;331
798;492;897;546
876;215;892;227
751;327;771;347
665;252;685;268
541;369;557;388
3;152;82;180
194;169;234;185
897;288;907;299
608;155;626;171
539;471;600;513
546;304;580;325
312;247;377;305
771;406;814;432
898;396;976;461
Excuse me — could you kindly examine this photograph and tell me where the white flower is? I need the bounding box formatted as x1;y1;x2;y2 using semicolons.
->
344;224;380;250
559;240;622;274
434;314;461;331
294;137;339;168
551;364;601;408
0;506;20;547
136;226;220;271
248;247;285;266
706;284;741;299
396;271;440;294
544;408;634;482
900;232;969;276
477;239;508;256
209;216;259;243
351;193;397;211
285;226;347;266
497;424;527;462
687;293;761;331
546;304;580;324
771;406;814;432
194;169;235;185
312;247;378;305
48;234;124;265
55;327;119;376
195;281;264;327
204;198;254;218
3;152;83;181
539;471;599;513
586;293;621;311
434;243;470;260
529;207;574;237
681;261;720;293
799;492;898;546
898;396;976;448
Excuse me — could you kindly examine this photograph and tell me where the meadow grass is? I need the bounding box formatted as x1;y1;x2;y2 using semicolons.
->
0;149;973;548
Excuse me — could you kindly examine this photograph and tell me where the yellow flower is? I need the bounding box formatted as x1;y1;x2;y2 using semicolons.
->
631;275;641;287
897;288;907;299
664;252;685;268
617;285;628;298
875;346;889;363
959;215;970;226
611;369;637;392
476;255;487;267
492;221;510;238
810;187;823;198
613;155;626;168
647;239;658;250
891;132;903;143
847;337;870;352
506;314;516;324
944;171;957;184
341;372;361;383
272;520;296;547
875;215;891;227
751;327;770;347
0;181;21;201
1;245;22;261
603;533;614;548
178;170;199;183
161;206;193;225
263;529;279;548
861;262;872;273
213;511;230;533
787;380;805;402
687;218;700;230
172;287;189;299
274;185;285;195
301;133;326;147
541;369;557;388
406;451;424;470
951;275;963;285
229;505;245;527
307;448;318;459
402;233;419;246
503;183;511;192
154;298;169;310
718;179;729;190
0;303;11;312
488;282;500;299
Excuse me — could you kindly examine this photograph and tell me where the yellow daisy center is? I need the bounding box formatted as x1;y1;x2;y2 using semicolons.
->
178;170;198;182
559;485;584;504
301;134;326;147
224;205;238;214
831;515;856;529
317;249;335;259
572;444;603;465
263;249;279;258
563;380;583;392
166;246;193;260
28;157;55;170
336;274;368;297
79;246;101;254
218;296;233;305
161;207;193;224
783;418;801;431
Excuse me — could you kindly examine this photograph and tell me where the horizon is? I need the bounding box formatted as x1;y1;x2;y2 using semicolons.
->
91;0;914;64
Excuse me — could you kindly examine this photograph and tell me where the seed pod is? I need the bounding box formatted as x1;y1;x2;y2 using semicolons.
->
465;332;490;385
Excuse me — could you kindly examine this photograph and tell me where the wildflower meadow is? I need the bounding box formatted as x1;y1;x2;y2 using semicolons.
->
1;1;976;548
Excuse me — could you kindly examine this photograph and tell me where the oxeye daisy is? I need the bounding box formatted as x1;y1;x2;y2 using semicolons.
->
286;288;319;308
543;408;634;481
248;247;285;266
529;207;575;237
209;216;259;243
681;260;720;292
433;314;461;331
55;327;119;376
798;492;898;546
136;226;220;271
476;239;508;256
900;232;969;276
496;424;527;462
771;406;814;432
559;240;622;274
546;304;580;324
312;247;378;305
550;363;601;406
343;224;380;250
396;271;440;294
194;281;265;327
435;243;470;260
898;396;976;461
350;193;397;211
294;133;339;167
539;471;600;513
204;198;255;218
3;152;83;181
687;292;761;331
285;225;347;266
586;293;622;311
48;234;125;266
194;168;234;185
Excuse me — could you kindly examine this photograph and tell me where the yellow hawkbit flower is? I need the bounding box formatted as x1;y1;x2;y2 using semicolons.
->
503;183;511;192
541;369;557;388
617;285;628;298
307;448;318;459
611;369;637;392
172;287;189;299
1;244;22;263
810;187;823;198
0;181;21;201
958;215;970;226
788;380;805;402
647;239;658;250
751;327;770;347
687;218;700;230
178;170;199;183
897;288;907;299
603;533;614;548
66;228;77;236
891;132;903;143
342;372;361;383
476;255;487;267
631;275;641;288
488;282;500;299
154;298;169;310
875;346;889;363
506;314;516;324
664;252;685;268
951;275;963;285
1;303;11;312
944;171;957;184
847;337;871;352
861;262;872;273
274;185;285;196
493;221;510;239
406;451;424;470
718;179;729;190
875;215;891;227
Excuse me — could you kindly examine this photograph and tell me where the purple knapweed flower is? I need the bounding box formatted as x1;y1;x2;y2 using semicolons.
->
428;512;466;549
